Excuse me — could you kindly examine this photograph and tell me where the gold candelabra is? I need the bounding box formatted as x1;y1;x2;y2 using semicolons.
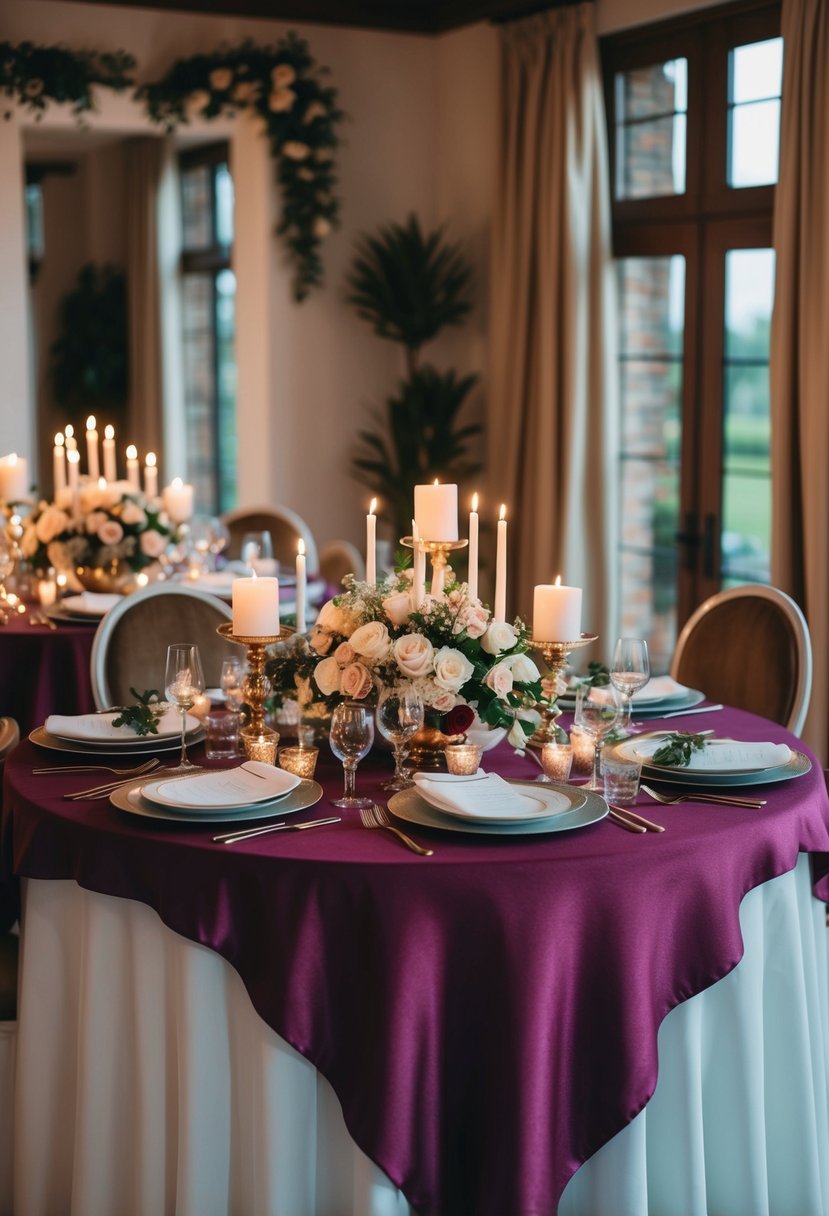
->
217;621;293;760
400;535;468;598
528;633;598;748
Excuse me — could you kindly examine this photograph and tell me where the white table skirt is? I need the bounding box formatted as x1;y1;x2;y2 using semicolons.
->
7;855;829;1216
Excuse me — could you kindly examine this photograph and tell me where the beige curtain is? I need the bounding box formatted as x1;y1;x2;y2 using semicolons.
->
488;4;618;643
125;137;166;457
770;0;829;762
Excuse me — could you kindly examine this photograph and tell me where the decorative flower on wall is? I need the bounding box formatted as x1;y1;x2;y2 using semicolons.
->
0;42;135;120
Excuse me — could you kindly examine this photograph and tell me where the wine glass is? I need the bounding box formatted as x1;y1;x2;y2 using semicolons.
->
241;531;276;576
208;517;230;569
375;684;424;790
164;643;205;772
329;701;374;809
0;534;14;603
574;684;620;792
610;638;650;734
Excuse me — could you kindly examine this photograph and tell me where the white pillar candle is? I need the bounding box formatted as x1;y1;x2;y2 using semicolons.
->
64;424;77;452
53;434;67;496
0;453;28;503
232;573;280;638
126;445;141;490
85;416;100;482
412;519;425;611
144;452;158;499
414;481;458;542
366;498;377;585
162;477;194;524
295;538;307;634
494;504;508;623
66;449;81;515
103;425;117;482
468;492;479;600
533;576;583;642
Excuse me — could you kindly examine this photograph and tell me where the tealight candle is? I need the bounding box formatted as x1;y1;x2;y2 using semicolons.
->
245;734;279;765
0;453;28;503
366;498;377;585
570;726;594;775
295;539;307;634
414;480;458;542
85;416;99;481
37;569;58;608
162;477;194;524
494;504;508;623
53;434;67;496
125;444;140;490
533;576;583;642
444;743;482;775
103;425;117;482
468;492;479;600
144;452;158;499
540;741;573;783
232;573;280;638
278;746;318;778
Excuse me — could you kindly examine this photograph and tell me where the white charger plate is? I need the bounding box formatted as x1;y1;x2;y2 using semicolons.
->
388;780;600;836
606;735;812;787
110;778;322;824
414;775;570;824
141;763;299;812
30;725;205;756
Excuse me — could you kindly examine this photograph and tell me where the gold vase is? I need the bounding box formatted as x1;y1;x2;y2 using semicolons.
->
407;723;465;770
75;561;143;595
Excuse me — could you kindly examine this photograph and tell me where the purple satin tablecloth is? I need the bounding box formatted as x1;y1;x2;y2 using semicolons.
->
0;612;96;734
3;706;829;1216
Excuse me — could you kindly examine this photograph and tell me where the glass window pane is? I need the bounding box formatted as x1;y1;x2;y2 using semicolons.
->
215;164;234;248
619;466;679;672
618;256;685;358
615;59;687;199
181;274;217;510
731;38;783;103
723;369;770;472
215;269;237;513
724;248;774;357
721;470;771;583
729;99;781;187
181;165;212;250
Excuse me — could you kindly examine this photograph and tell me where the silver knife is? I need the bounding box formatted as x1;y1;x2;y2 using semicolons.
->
213;816;340;844
657;703;724;719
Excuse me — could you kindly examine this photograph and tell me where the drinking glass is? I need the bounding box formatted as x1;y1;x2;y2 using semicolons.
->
164;643;205;772
375;685;424;790
610;638;650;734
241;531;276;576
329;701;374;808
208;517;230;567
0;535;14;602
220;657;246;752
574;685;620;792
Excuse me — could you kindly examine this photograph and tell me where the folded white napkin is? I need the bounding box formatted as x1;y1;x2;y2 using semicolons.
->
588;675;690;707
147;761;300;808
412;771;556;822
633;737;792;772
62;592;121;616
45;708;197;742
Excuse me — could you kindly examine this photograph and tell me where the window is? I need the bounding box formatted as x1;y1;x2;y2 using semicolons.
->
603;1;781;670
179;143;237;514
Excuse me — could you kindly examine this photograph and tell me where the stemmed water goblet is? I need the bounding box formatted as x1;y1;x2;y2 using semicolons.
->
375;685;424;790
574;684;620;792
164;643;205;772
329;701;374;809
610;638;650;734
241;531;275;576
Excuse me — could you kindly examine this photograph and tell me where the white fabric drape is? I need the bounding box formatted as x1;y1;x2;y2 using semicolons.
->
488;4;619;636
125;137;166;458
6;859;827;1216
770;0;829;763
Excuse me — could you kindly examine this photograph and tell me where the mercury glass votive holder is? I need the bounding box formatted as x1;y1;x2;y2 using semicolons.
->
444;743;482;775
569;726;595;775
244;733;279;765
278;746;319;779
540;741;573;783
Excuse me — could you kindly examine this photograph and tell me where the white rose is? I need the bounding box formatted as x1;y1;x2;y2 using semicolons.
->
309;626;333;655
333;641;356;667
316;598;355;637
508;718;529;751
120;502;147;527
269;88;296;112
314;656;341;696
432;646;474;693
272;63;296;88
282;141;310;161
97;520;124;545
481;621;518;655
340;662;373;700
312;217;331;239
140;529;167;558
430;689;458;713
85;511;108;536
506;653;541;684
350;621;391;663
484;662;514;699
382;592;412;627
35;506;70;545
455;601;489;639
209;67;233;91
303;100;327;123
393;633;434;678
188;89;211;115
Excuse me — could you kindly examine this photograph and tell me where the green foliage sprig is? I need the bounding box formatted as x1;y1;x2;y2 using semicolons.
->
0;42;135;120
111;688;163;737
652;732;707;767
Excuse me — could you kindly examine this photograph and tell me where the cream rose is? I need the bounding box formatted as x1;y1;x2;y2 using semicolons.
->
316;598;355;637
430;689;458;714
350;621;391;663
209;67;233;91
393;633;434;679
309;626;333;655
84;511;108;536
506;653;541;684
382;592;412;627
508;718;529;751
139;529;167;558
120;502;147;527
312;217;331;239
282;141;310;161
433;646;474;693
97;520;124;546
271;63;296;87
303;100;327;123
35;506;70;545
269;87;296;112
484;662;514;699
333;641;356;667
340;662;373;700
481;621;518;656
455;602;489;639
314;656;341;696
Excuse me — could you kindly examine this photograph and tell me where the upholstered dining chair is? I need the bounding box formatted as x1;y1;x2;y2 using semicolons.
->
670;584;813;735
89;584;236;710
319;539;365;589
221;504;319;574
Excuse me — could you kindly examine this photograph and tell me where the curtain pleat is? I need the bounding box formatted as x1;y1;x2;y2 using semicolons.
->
125;137;166;459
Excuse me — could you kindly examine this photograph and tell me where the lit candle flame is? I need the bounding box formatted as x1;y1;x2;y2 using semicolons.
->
369;497;377;515
54;433;64;447
86;415;96;431
67;449;80;465
146;452;157;468
98;477;106;489
65;425;74;439
555;575;561;587
7;454;17;467
126;445;138;460
472;492;479;512
298;538;305;556
499;504;507;521
104;425;114;440
433;478;439;486
171;476;182;490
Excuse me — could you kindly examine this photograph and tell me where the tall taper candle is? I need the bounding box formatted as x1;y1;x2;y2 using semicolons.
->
366;498;377;584
67;449;81;515
144;452;158;498
64;424;77;452
468;492;479;600
85;416;100;481
126;445;140;491
494;504;507;622
295;538;307;633
53;433;67;496
412;519;425;610
103;425;117;482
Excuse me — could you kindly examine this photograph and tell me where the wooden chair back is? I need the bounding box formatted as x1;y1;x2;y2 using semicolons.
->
221;505;319;574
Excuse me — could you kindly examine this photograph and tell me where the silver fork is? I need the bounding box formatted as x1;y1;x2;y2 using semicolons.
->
640;783;766;809
359;803;434;856
34;759;162;777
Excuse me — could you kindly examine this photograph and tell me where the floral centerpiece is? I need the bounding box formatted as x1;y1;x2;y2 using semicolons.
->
266;569;544;750
20;479;177;583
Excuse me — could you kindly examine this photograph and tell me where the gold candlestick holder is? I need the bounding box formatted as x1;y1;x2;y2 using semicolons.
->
400;535;468;598
528;633;598;748
217;621;293;760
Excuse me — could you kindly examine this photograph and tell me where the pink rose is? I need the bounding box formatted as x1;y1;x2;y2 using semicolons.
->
455;602;489;639
431;689;458;713
140;529;167;558
393;633;434;678
97;520;124;545
484;662;514;699
35;506;70;545
382;591;413;627
309;627;333;655
334;641;356;667
314;656;341;696
340;662;373;700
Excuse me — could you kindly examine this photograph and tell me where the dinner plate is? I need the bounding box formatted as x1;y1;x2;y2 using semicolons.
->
30;725;206;756
47;711;200;746
414;774;573;824
606;736;812;788
45;605;101;625
59;593;121;618
109;777;323;824
141;762;300;812
556;687;705;717
388;780;601;836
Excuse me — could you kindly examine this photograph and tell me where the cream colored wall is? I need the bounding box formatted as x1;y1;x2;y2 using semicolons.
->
597;0;720;34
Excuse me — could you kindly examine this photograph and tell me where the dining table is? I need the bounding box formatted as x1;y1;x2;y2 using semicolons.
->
2;702;829;1216
0;608;96;735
